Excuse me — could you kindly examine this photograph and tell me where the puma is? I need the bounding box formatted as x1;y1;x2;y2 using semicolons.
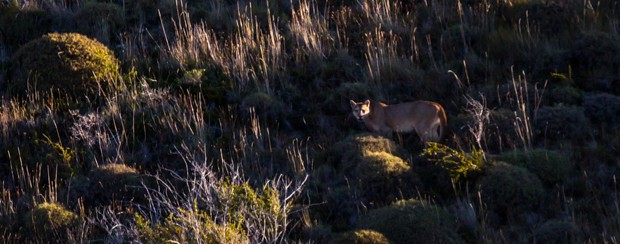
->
350;99;448;143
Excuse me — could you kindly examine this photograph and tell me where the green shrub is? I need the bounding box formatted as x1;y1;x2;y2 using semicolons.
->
533;105;590;142
532;220;578;244
477;161;545;217
21;202;79;241
329;229;390;244
135;205;248;244
498;149;571;186
10;33;120;98
584;93;620;126
88;163;144;205
218;182;284;223
420;142;485;181
359;199;463;244
353;151;420;205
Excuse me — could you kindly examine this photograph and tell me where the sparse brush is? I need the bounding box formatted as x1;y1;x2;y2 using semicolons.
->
135;142;307;243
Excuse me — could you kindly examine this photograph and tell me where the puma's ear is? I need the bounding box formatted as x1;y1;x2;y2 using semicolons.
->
350;100;357;108
364;99;371;106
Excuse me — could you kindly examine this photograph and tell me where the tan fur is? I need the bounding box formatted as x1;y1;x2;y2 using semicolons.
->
350;99;448;143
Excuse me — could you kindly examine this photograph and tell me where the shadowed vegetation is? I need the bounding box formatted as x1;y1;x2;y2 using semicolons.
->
1;0;620;242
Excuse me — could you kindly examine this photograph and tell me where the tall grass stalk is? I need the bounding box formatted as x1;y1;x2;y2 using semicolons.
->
162;0;285;94
360;0;402;30
509;68;543;150
289;0;333;61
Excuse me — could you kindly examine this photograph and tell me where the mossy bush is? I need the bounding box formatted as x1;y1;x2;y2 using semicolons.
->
359;199;463;244
10;33;120;98
414;143;484;200
546;85;583;106
533;105;590;142
334;134;401;170
87;163;144;205
353;151;420;206
420;142;485;182
329;229;390;244
584;93;620;127
497;149;571;186
477;161;545;219
21;202;79;241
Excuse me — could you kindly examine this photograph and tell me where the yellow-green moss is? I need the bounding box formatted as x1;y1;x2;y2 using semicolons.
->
330;229;390;244
10;33;120;97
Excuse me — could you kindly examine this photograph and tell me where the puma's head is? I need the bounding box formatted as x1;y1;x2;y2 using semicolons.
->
350;99;371;121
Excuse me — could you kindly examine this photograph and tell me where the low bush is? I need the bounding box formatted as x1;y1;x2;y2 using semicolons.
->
353;151;420;206
10;33;120;98
329;229;390;244
533;105;590;142
21;202;79;242
420;142;485;182
497;149;571;186
584;93;620;127
359;199;464;244
546;85;583;106
87;163;145;205
477;161;545;220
